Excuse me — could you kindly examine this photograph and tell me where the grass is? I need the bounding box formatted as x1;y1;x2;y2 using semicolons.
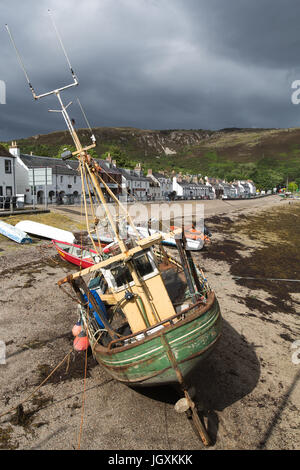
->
0;212;86;243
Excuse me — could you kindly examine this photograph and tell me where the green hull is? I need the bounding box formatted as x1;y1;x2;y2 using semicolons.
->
92;292;221;387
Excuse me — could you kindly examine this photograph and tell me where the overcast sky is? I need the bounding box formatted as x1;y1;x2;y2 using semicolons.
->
1;0;300;141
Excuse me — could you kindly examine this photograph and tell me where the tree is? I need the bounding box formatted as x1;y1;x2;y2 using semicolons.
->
102;145;129;167
288;182;298;192
252;169;284;191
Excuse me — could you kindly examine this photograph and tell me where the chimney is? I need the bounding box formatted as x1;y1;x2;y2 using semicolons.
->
106;152;112;163
147;168;153;177
9;141;20;158
112;159;117;167
134;162;142;176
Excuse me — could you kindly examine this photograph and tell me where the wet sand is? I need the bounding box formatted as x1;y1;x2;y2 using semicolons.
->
0;196;299;450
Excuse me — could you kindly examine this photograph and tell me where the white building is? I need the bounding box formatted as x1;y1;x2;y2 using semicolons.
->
0;144;16;202
120;164;150;201
173;176;214;199
9;142;82;204
146;170;172;199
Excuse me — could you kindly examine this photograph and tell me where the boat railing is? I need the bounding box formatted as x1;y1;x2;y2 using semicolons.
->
107;298;206;350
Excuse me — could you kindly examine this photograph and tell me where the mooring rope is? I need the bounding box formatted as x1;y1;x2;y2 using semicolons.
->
233;276;300;283
0;348;73;420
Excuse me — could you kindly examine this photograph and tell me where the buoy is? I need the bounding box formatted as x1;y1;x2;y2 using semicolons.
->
72;321;82;337
73;330;89;351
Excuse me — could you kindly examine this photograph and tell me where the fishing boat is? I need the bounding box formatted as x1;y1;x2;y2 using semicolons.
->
53;239;118;268
7;18;222;445
0;220;32;244
15;220;75;244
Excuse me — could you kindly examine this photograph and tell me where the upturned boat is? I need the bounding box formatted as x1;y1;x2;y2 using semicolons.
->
0;220;32;244
15;220;75;244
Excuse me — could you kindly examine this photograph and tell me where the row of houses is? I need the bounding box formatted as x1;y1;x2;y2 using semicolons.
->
0;142;256;206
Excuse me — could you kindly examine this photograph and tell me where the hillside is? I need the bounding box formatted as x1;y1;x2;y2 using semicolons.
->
3;126;300;189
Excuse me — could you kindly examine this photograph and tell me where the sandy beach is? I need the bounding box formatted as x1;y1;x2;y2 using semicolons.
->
0;195;299;450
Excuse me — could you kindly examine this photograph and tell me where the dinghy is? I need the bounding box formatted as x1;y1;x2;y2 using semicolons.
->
0;220;32;244
53;239;118;268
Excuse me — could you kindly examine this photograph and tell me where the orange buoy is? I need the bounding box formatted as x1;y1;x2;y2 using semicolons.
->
72;321;82;337
73;331;89;351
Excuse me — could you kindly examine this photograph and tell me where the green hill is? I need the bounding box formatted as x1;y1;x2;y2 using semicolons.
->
3;126;300;190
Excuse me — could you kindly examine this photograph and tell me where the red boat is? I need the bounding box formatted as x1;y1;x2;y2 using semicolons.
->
52;239;117;269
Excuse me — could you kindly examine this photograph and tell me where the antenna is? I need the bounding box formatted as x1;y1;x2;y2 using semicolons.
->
6;10;78;101
6;11;96;157
48;9;78;84
5;24;37;99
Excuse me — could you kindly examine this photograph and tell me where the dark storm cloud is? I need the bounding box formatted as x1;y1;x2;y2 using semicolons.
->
1;0;300;141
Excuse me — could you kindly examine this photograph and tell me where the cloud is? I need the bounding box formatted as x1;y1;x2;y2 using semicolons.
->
0;0;300;141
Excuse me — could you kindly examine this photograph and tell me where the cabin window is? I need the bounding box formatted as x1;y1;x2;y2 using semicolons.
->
133;253;154;278
111;264;133;288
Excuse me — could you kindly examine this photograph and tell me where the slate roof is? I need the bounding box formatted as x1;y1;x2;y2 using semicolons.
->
20;154;78;176
119;168;149;182
19;154;123;178
153;172;170;180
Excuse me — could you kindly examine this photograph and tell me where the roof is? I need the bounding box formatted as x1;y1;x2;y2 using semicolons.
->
120;168;149;182
153;172;170;180
20;154;77;176
20;154;123;177
0;145;13;158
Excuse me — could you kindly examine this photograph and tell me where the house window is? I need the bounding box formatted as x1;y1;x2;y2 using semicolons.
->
0;186;2;196
6;187;12;196
60;176;63;183
74;176;77;183
5;160;11;174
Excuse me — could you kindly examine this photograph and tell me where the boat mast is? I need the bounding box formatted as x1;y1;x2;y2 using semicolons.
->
6;15;129;252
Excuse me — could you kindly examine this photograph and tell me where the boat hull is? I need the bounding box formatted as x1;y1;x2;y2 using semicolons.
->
0;221;32;244
53;240;97;269
15;221;75;243
92;292;221;387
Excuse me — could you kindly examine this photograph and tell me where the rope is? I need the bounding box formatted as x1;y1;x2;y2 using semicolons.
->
77;285;92;450
0;348;73;420
233;276;300;283
77;336;88;450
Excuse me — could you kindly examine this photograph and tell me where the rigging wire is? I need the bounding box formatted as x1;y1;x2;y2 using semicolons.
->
77;98;95;140
48;9;76;77
5;24;36;95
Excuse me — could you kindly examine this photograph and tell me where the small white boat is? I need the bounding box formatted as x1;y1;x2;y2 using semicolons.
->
15;220;75;244
127;225;203;251
0;220;32;244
